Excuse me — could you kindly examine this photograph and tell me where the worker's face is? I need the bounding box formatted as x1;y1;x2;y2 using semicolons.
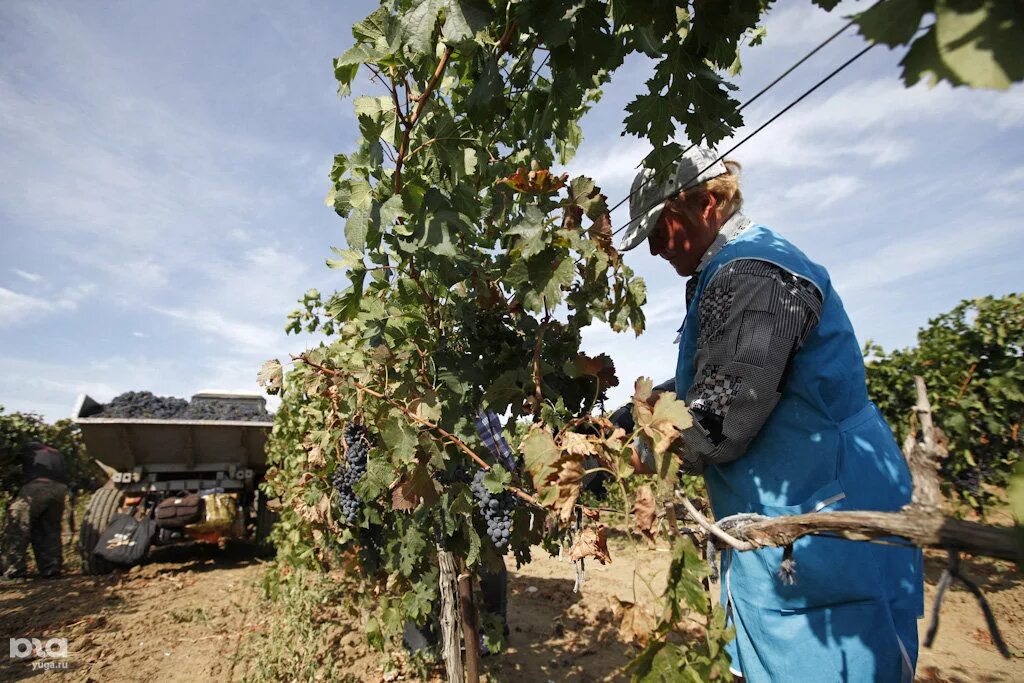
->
647;193;719;277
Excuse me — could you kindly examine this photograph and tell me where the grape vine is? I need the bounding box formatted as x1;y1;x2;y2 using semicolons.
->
256;1;1024;679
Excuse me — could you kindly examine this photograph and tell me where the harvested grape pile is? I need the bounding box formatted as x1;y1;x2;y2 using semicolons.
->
96;391;270;421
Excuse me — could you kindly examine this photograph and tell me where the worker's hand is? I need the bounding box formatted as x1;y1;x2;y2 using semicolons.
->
629;438;656;475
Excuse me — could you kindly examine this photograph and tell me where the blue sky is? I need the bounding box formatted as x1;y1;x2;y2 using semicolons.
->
1;1;1021;421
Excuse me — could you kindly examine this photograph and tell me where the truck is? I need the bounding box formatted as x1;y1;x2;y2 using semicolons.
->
72;391;277;574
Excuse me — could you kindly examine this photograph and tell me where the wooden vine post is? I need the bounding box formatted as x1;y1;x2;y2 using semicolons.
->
456;557;481;683
437;548;463;683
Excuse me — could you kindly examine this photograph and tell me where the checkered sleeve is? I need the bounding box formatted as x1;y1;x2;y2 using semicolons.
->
676;259;823;475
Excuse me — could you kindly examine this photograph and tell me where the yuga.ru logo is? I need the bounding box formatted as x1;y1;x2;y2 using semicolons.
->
9;638;69;669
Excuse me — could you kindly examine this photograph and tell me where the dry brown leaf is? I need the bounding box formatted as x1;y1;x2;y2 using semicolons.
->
631;485;658;542
614;598;654;647
572;352;619;390
390;464;440;513
560;431;598;456
497;165;568;195
582;507;601;521
589;212;620;266
306;443;326;469
554;457;585;522
297;494;332;526
568;524;611;564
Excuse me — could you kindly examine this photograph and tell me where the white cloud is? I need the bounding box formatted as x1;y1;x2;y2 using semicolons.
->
831;219;1018;298
781;174;863;209
984;165;1024;206
13;269;42;283
728;79;1024;171
0;283;95;325
153;306;282;352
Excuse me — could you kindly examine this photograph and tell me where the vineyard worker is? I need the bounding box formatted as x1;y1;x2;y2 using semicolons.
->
1;442;68;580
619;146;924;682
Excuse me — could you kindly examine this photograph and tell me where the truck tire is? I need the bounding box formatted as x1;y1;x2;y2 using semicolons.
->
254;492;278;551
78;487;124;575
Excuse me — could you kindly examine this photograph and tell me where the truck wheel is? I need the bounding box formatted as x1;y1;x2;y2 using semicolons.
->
78;487;124;575
254;492;278;551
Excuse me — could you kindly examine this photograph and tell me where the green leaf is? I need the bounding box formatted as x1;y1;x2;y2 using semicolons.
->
345;208;370;252
521;427;559;488
380;415;419;464
508;206;548;258
466;56;505;124
355;456;393;501
482;464;512;493
854;0;929;47
902;1;1024;90
366;616;384;651
568;176;608;220
398;0;443;55
333;60;360;98
326;247;364;270
441;0;493;44
624;91;676;146
483;370;524;414
353;95;396;124
464;519;482;566
933;0;1023;89
336;43;388;68
399;524;427;576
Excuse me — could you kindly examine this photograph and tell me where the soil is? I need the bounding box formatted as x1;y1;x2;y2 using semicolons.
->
1;538;1022;682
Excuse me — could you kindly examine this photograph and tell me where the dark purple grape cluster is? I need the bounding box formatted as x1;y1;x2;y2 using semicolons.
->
471;469;515;552
332;422;369;524
182;401;268;421
99;391;188;418
98;391;269;421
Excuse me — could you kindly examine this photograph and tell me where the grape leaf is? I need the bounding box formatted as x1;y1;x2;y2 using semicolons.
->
398;524;427;576
482;464;512;494
632;484;658;542
854;0;929;47
508;205;548;259
380;415;419;464
568;524;611;564
559;431;598;457
615;598;655;647
521;427;559;488
497;166;568;195
257;359;283;394
391;464;440;512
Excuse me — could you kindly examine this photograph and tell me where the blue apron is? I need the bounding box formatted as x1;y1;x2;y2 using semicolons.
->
675;226;923;682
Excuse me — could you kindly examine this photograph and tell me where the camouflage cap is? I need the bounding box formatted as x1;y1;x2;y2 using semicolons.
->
619;146;727;252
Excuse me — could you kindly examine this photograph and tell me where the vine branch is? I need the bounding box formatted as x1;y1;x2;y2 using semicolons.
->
394;45;453;194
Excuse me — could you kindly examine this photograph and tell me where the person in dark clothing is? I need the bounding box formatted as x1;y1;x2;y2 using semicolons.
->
1;442;68;579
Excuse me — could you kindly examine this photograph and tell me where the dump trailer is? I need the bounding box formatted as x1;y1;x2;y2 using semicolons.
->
73;392;277;574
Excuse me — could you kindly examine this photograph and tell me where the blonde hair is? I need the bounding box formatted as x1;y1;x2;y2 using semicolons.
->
665;160;743;225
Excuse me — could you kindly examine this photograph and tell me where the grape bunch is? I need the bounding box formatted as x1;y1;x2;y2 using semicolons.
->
99;391;189;418
98;391;270;421
471;469;515;552
182;400;269;421
332;422;370;524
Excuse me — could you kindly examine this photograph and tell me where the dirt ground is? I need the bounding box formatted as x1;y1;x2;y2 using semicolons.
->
1;538;1022;682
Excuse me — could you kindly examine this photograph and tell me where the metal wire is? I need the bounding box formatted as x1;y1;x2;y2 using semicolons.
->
609;39;877;239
